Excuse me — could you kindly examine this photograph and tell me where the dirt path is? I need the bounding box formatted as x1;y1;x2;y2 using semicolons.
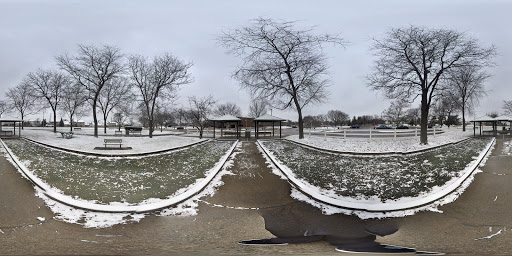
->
1;140;511;255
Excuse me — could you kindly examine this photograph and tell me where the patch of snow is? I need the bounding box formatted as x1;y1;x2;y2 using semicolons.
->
287;128;471;154
37;217;45;221
475;229;503;240
1;138;238;226
22;128;206;156
257;138;495;216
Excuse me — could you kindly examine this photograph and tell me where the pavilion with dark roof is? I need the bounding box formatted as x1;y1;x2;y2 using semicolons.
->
209;115;241;139
470;115;512;137
253;114;287;139
0;119;24;138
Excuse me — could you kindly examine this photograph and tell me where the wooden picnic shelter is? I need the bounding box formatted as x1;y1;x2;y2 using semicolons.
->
210;115;241;139
254;114;287;139
470;116;512;137
0;119;24;138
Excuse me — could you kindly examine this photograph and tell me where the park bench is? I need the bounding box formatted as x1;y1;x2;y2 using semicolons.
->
104;139;122;148
114;130;123;136
60;131;73;139
222;130;239;136
0;130;13;137
256;131;272;137
73;127;81;131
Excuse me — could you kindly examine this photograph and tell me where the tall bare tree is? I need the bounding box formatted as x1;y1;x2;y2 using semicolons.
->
187;96;216;139
128;53;193;138
6;82;35;128
25;69;69;133
0;100;7;118
215;102;241;117
56;44;125;137
248;98;268;118
432;97;457;127
383;100;410;126
97;77;133;133
368;26;496;144
219;18;345;139
446;66;490;131
60;82;88;131
327;110;350;127
503;100;512;116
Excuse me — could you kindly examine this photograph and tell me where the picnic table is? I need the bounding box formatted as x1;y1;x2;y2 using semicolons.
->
60;131;73;139
125;126;142;136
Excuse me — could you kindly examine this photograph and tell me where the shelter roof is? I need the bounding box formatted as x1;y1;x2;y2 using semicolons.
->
210;115;241;121
470;116;497;122
254;114;287;121
495;115;512;121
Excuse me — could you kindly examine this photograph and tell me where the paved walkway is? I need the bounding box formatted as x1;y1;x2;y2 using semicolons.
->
0;139;511;255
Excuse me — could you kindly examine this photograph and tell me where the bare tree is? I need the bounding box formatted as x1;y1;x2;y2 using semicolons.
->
487;111;499;118
154;106;175;132
128;53;193;138
248;98;268;118
0;100;7;118
327;110;349;127
25;69;69;133
446;66;490;131
215;102;241;117
368;26;496;144
56;44;125;137
112;103;134;131
60;82;88;131
218;18;345;139
503;100;512;116
432;97;457;127
187;96;216;139
383;100;410;126
97;76;133;133
6;83;35;128
405;107;421;126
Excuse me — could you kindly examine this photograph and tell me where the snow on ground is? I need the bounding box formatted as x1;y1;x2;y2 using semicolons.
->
258;139;495;219
288;127;471;153
22;127;205;155
2;137;239;228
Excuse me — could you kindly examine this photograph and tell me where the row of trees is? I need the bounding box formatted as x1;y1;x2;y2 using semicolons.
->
3;18;498;144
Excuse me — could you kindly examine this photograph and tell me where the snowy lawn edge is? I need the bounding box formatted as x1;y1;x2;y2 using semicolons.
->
257;138;495;212
285;137;470;156
0;138;238;213
23;137;209;157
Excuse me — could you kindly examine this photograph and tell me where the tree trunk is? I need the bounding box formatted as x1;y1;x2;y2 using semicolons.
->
148;119;154;138
199;129;203;139
420;91;429;145
70;116;74;132
92;101;98;137
104;116;108;134
53;111;57;133
462;105;466;132
297;109;304;139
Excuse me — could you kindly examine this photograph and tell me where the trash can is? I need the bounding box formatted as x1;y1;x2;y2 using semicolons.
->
245;130;251;139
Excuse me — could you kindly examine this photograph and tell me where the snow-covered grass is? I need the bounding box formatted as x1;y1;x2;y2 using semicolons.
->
261;138;492;201
4;139;233;204
287;128;471;153
22;128;204;155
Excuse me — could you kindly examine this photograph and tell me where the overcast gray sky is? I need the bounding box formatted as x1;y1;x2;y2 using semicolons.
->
1;0;510;121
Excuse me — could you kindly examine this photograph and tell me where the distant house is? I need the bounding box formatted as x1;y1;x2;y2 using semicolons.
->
74;120;86;127
239;117;254;127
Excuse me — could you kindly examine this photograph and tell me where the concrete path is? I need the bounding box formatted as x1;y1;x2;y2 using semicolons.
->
0;139;511;255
